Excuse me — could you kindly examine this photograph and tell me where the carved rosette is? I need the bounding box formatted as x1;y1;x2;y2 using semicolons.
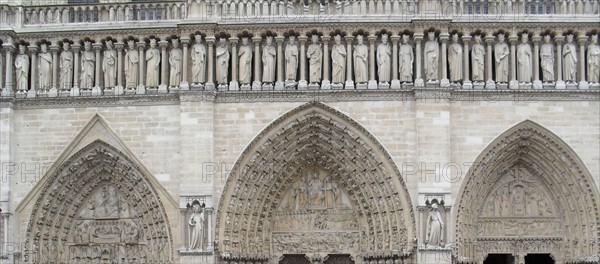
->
216;102;416;262
24;141;173;263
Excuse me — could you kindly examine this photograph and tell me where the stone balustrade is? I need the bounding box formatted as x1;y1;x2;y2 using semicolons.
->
0;0;597;27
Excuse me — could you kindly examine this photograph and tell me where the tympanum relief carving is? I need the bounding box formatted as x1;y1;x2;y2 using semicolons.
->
477;164;560;238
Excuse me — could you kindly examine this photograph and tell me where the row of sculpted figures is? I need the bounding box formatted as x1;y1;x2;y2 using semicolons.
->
1;28;599;97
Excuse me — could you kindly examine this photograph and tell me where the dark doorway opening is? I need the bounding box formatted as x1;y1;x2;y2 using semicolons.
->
525;254;554;264
325;255;355;264
280;255;310;264
484;254;515;264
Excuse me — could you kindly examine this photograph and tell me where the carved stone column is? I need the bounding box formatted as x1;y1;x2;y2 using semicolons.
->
275;36;285;90
345;35;354;89
229;37;239;91
298;35;308;90
532;34;543;89
28;45;38;98
485;35;496;89
509;35;518;89
115;42;124;95
462;35;472;89
158;40;169;93
0;46;3;96
440;33;450;87
367;35;377;89
390;35;401;89
578;36;589;89
49;43;59;97
205;37;215;91
1;44;14;97
252;36;262;90
321;35;331;90
70;43;81;96
414;33;424;87
92;43;103;96
136;41;146;94
555;36;565;89
180;38;190;90
206;207;214;251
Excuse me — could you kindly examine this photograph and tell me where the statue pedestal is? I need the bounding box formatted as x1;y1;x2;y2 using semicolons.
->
417;247;452;264
158;84;169;94
217;84;228;91
262;83;274;90
321;80;331;90
191;83;204;90
59;89;70;97
590;82;600;89
532;80;543;90
344;80;355;89
284;81;297;90
462;81;472;89
180;81;190;91
485;80;496;89
308;83;321;90
27;89;37;98
390;80;401;89
578;80;589;89
146;87;158;94
298;80;308;90
566;81;578;90
440;78;450;88
331;83;344;89
114;85;124;95
229;81;239;91
509;80;519;89
402;82;414;89
48;87;58;97
136;85;146;95
520;82;532;89
15;91;26;99
367;80;378;89
543;82;555;89
80;89;92;96
240;83;251;91
497;82;508;89
415;78;425;87
472;81;485;89
355;82;368;89
555;80;566;89
70;86;80;96
252;81;262;90
92;86;103;96
1;88;14;97
378;82;390;89
274;81;285;90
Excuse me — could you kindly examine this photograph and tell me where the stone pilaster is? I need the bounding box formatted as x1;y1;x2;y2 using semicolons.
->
180;38;190;90
578;36;589;89
509;35;518;89
158;40;169;93
92;43;103;96
344;35;354;89
440;33;450;87
252;36;262;90
462;35;472;89
1;44;14;97
205;37;215;90
555;35;565;89
367;35;377;89
390;35;401;89
275;36;285;90
532;34;543;89
414;33;424;87
70;43;81;96
484;35;496;89
49;43;59;97
27;45;38;98
321;35;331;90
136;41;146;94
229;37;239;91
115;42;124;95
298;35;308;89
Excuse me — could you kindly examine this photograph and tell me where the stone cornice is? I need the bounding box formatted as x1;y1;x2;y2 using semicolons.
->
1;89;598;109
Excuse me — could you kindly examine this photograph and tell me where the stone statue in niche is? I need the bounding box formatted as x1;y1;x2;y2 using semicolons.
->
169;38;182;87
191;35;207;84
216;38;230;85
494;33;510;83
425;203;444;248
377;33;391;83
588;35;600;83
285;35;299;81
188;202;205;250
59;42;73;90
102;40;117;88
145;38;160;88
540;35;555;82
399;34;413;83
448;33;462;82
308;173;324;208
353;35;368;83
331;34;346;83
471;35;485;82
80;41;95;89
307;35;322;83
15;45;29;92
38;43;52;89
424;31;439;81
562;34;577;82
262;36;276;83
124;40;139;89
517;33;532;83
238;37;252;85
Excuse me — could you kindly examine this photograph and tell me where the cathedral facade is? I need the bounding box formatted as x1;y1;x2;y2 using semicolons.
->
0;0;599;263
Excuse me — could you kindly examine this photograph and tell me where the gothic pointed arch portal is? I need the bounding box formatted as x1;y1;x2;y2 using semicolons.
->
24;140;173;263
454;120;600;264
216;102;416;263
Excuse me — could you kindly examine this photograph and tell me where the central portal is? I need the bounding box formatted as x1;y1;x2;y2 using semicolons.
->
271;166;360;256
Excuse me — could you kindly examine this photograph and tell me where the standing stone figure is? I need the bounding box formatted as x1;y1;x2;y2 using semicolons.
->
145;39;160;88
377;34;391;83
169;38;182;87
563;34;578;82
216;38;230;85
191;35;207;84
124;40;139;89
285;36;299;81
494;33;510;83
353;35;368;83
540;35;555;82
39;43;52;90
399;34;414;83
448;33;462;82
262;36;276;83
424;32;439;81
188;203;205;250
426;203;444;247
517;33;532;83
103;40;117;88
307;35;322;83
588;35;600;83
15;45;30;92
331;34;346;83
80;41;95;89
59;42;73;90
238;37;252;85
471;35;485;81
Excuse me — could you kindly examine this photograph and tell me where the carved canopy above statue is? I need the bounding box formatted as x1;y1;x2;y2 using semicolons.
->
215;102;416;262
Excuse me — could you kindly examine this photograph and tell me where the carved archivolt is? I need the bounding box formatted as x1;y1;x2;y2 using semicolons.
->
24;140;173;263
216;102;416;262
454;120;600;264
